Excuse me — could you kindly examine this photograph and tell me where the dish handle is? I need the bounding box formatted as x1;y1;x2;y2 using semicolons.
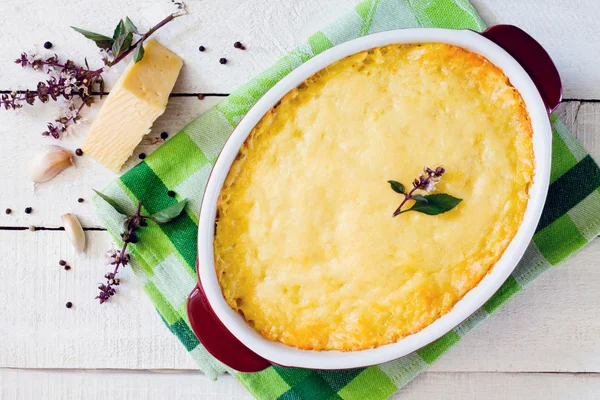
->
187;276;271;372
481;24;562;113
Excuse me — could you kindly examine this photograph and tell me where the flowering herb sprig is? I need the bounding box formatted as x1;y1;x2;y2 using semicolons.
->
388;166;462;217
2;11;185;138
5;56;103;138
94;190;187;304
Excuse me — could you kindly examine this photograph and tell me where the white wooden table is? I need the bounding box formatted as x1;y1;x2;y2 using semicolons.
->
1;1;599;398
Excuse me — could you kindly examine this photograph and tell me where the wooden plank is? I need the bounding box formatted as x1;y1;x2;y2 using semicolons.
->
0;230;196;370
0;369;252;400
1;369;599;399
398;372;600;400
0;1;598;98
0;100;598;229
1;229;599;371
0;0;598;397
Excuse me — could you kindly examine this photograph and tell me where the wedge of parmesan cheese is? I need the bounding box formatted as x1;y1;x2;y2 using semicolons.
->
82;39;183;172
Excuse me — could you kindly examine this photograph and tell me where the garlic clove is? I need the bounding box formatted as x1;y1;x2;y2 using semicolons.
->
30;145;74;183
61;213;86;254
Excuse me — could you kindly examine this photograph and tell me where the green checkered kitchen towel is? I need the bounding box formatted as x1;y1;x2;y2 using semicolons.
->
94;0;600;398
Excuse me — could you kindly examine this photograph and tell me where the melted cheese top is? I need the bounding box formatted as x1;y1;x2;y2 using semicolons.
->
214;43;534;351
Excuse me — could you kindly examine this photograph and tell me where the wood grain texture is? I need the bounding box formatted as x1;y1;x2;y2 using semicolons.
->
2;369;600;400
0;369;252;400
0;230;196;370
1;0;599;398
398;372;600;400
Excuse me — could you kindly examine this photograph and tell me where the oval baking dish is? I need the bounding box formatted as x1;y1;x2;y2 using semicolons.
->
188;25;561;372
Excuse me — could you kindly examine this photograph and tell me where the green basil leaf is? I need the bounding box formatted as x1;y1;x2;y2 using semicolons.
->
113;19;125;39
124;17;138;34
112;32;133;58
133;41;145;63
71;26;114;49
93;189;127;215
96;40;114;50
408;194;462;215
388;180;405;194
412;194;428;204
150;199;187;224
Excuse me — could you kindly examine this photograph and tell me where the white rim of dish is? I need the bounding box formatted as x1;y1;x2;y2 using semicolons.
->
197;28;552;370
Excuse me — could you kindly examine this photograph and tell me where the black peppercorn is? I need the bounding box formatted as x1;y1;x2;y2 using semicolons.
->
65;302;73;308
234;41;242;49
59;260;67;266
75;148;83;156
160;132;169;140
64;265;71;271
44;41;53;49
78;198;84;203
167;190;176;197
219;58;227;65
25;207;32;214
199;45;206;52
5;208;11;214
139;153;146;160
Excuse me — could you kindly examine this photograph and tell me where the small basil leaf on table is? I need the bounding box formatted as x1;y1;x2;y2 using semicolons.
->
150;199;188;224
113;19;126;40
93;189;127;215
112;32;133;58
124;17;138;34
409;194;462;215
388;180;406;194
71;27;114;49
134;41;145;63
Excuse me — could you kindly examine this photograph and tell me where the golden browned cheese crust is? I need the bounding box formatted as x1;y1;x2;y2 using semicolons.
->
214;43;534;351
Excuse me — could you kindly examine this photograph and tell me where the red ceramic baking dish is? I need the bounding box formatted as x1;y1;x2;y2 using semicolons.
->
187;25;561;372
